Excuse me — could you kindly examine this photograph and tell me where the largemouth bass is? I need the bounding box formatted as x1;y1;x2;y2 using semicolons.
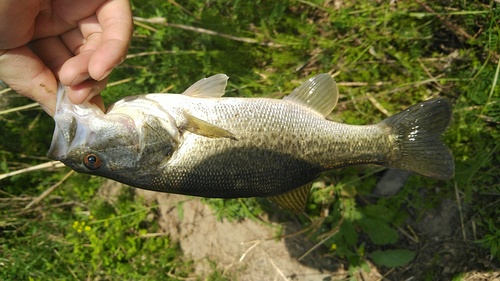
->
47;74;454;213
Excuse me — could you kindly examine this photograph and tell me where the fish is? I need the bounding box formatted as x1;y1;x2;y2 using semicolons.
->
47;74;454;213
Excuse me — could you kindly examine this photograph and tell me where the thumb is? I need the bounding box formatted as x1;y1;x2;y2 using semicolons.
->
0;46;58;116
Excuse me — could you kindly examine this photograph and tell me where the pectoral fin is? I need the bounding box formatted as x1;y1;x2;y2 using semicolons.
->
181;111;237;140
267;183;311;214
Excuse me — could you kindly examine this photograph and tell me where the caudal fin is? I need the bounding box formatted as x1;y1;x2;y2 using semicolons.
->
382;98;454;180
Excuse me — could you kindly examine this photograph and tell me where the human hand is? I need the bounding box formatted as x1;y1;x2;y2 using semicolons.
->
0;0;133;116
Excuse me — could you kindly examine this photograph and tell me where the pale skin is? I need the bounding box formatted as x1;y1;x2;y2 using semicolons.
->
0;0;133;116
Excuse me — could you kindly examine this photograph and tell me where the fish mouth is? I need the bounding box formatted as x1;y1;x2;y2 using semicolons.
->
47;114;76;161
47;84;103;162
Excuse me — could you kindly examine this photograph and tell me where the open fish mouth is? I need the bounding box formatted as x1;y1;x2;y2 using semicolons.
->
47;85;74;161
47;114;75;161
47;85;104;162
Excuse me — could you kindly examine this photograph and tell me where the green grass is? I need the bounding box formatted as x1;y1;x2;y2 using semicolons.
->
1;0;499;280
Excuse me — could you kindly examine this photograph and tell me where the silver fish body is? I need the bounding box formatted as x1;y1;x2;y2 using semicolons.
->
48;74;454;212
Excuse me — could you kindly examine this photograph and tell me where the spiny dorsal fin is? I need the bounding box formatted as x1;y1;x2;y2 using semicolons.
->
182;74;229;97
180;111;237;140
283;74;338;117
267;183;311;214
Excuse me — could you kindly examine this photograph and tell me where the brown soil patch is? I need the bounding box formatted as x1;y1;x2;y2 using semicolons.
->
136;189;354;280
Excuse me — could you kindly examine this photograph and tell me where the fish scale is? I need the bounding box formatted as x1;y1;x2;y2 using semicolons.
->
147;98;323;196
147;98;387;197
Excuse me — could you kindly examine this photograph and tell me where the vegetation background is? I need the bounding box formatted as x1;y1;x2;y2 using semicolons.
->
1;0;498;280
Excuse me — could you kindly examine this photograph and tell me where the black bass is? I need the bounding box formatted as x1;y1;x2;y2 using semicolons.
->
47;74;454;213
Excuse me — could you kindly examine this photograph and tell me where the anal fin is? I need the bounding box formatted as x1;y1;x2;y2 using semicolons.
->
267;183;311;214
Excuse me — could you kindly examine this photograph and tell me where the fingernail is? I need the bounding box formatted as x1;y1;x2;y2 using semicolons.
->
98;69;112;81
85;87;100;102
72;73;91;86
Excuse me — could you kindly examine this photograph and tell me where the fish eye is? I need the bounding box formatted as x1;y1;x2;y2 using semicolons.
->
83;153;102;170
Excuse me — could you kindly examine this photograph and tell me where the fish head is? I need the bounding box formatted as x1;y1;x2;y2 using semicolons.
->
48;85;179;185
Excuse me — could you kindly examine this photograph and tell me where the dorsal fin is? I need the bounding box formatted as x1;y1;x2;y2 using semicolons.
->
283;74;338;117
267;183;311;214
182;74;229;97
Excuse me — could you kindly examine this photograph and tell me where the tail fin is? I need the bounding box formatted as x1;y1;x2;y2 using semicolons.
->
382;98;454;180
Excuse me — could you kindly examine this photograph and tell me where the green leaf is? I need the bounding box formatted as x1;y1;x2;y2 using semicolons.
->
358;217;399;245
339;220;358;246
363;204;393;223
370;249;415;267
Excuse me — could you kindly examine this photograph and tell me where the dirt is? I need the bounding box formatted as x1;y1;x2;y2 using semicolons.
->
391;197;500;281
136;189;353;280
102;180;499;280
